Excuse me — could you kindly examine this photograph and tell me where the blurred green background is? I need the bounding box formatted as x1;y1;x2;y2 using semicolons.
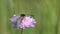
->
0;0;60;34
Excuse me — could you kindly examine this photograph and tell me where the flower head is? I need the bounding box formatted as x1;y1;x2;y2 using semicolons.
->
20;16;36;29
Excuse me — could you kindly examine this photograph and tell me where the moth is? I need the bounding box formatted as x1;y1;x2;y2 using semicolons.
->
9;14;36;29
9;14;25;29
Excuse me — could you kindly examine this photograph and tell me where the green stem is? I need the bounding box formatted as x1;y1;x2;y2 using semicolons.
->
56;3;60;34
21;29;23;34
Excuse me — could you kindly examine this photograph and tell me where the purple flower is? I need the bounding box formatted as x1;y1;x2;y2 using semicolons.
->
9;14;36;29
20;16;36;29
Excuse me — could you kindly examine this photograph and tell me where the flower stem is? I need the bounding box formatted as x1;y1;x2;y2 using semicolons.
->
21;29;23;34
56;5;60;34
